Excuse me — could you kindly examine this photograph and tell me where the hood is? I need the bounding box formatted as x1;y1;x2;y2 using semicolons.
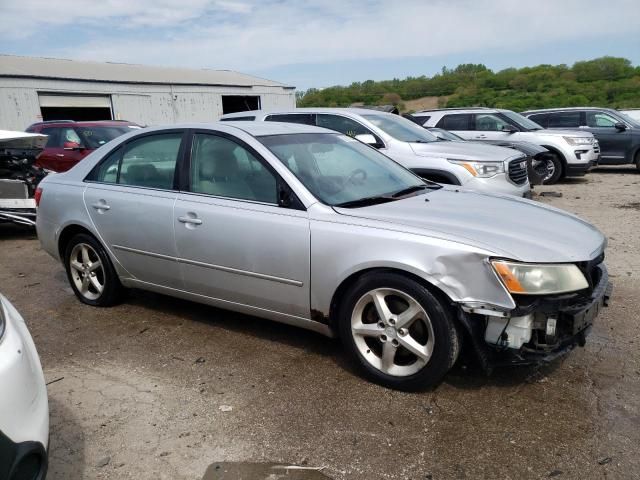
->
409;141;522;162
334;188;605;263
480;140;548;156
535;129;593;138
0;130;47;150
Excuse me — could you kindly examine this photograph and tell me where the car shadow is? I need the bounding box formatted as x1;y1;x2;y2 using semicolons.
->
0;223;37;239
47;396;86;480
592;166;638;175
125;290;566;391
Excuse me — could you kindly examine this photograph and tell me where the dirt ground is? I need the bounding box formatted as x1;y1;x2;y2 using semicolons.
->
1;166;639;480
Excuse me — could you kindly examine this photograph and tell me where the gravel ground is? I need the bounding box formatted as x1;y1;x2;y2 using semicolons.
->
1;166;639;480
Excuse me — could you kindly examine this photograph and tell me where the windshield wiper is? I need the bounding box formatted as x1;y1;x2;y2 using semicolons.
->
334;195;395;208
390;184;430;198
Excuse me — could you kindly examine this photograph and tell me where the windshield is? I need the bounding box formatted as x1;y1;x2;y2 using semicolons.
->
77;126;133;149
362;114;438;143
259;133;426;206
501;111;543;131
615;111;640;128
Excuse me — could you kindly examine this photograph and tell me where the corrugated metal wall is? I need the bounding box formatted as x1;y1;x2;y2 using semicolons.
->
0;77;296;130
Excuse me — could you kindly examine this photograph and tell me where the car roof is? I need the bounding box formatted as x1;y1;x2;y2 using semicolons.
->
413;107;495;115
221;107;401;119
29;120;139;128
140;121;336;136
522;107;616;114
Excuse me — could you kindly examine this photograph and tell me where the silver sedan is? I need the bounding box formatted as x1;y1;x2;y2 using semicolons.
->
36;122;611;390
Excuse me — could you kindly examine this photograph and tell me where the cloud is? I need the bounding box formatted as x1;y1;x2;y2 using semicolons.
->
1;0;639;74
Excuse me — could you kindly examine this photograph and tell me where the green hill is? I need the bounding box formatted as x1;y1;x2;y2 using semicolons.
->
296;57;640;112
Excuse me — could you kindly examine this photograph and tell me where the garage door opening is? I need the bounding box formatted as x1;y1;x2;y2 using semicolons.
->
38;94;113;122
222;95;261;114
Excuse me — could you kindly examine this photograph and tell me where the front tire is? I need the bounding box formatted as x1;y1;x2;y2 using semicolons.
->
64;233;123;307
540;153;563;185
338;272;460;390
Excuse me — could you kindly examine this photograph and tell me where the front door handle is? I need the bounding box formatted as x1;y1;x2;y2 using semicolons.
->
178;216;202;225
91;202;110;211
56;154;65;157
475;134;487;139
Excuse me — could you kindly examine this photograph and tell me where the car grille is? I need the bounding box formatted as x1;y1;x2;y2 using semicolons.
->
508;157;529;185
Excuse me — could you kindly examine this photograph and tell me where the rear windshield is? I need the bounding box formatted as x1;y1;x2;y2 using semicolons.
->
76;126;133;149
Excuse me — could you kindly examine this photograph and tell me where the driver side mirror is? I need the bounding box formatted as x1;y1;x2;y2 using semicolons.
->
63;141;84;150
501;125;518;134
614;122;627;131
354;134;379;147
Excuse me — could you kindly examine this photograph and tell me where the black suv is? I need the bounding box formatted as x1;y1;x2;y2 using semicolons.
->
522;107;640;169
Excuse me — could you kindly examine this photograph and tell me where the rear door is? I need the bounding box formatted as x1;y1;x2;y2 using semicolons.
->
584;110;632;163
84;130;186;289
173;131;311;318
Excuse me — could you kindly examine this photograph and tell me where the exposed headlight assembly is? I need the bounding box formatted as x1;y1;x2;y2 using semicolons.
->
491;260;588;295
447;159;504;177
564;136;593;146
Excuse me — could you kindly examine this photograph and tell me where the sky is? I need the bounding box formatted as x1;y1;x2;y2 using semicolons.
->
1;0;639;90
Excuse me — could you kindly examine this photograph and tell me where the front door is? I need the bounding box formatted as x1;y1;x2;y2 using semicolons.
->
584;111;632;164
37;126;90;172
84;131;186;289
173;132;311;318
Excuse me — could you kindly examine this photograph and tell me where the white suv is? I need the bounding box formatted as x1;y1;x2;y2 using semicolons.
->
412;108;600;184
221;108;531;197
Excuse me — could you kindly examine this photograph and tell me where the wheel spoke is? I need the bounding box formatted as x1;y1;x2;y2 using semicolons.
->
371;291;392;323
88;260;102;272
80;275;90;293
89;275;103;293
352;322;383;338
70;260;84;272
395;301;422;329
398;334;430;362
380;342;396;373
81;245;91;265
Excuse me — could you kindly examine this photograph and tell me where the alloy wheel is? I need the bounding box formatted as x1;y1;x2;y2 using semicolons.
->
351;288;434;377
69;243;105;301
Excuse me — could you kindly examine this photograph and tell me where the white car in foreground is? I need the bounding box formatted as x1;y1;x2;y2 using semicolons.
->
0;294;48;480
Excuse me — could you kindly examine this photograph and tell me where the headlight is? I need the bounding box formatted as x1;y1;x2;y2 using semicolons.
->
491;260;588;295
447;159;505;177
564;136;593;146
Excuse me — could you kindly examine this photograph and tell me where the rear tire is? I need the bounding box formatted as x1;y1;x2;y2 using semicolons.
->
64;233;123;307
541;153;563;185
338;272;460;391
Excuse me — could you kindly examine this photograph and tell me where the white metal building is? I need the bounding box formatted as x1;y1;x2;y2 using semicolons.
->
0;55;296;130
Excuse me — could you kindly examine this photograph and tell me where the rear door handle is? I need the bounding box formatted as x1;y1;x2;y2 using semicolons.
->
178;216;202;225
475;134;487;139
56;154;65;157
91;202;110;211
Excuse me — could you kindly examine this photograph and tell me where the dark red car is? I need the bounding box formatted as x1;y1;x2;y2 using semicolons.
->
25;120;141;172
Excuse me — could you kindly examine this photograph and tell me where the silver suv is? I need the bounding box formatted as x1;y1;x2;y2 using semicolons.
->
221;108;531;197
412;108;600;184
36;122;611;390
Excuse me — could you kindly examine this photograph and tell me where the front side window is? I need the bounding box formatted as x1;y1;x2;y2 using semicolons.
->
474;113;511;131
265;114;316;125
586;111;619;128
190;133;277;203
259;133;424;206
362;114;437;143
316;114;375;138
548;112;581;128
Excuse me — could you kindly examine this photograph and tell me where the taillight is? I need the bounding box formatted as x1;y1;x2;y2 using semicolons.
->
34;187;43;207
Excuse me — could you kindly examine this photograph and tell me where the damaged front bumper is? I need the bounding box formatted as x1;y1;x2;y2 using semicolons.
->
457;263;612;372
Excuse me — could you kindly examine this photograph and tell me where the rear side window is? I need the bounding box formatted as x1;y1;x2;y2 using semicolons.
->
527;113;548;128
436;114;472;130
548;112;581;128
474;113;511;131
86;133;182;190
316;114;374;137
265;114;316;125
40;127;61;148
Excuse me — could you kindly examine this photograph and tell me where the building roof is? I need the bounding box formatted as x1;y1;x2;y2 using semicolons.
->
0;54;294;89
